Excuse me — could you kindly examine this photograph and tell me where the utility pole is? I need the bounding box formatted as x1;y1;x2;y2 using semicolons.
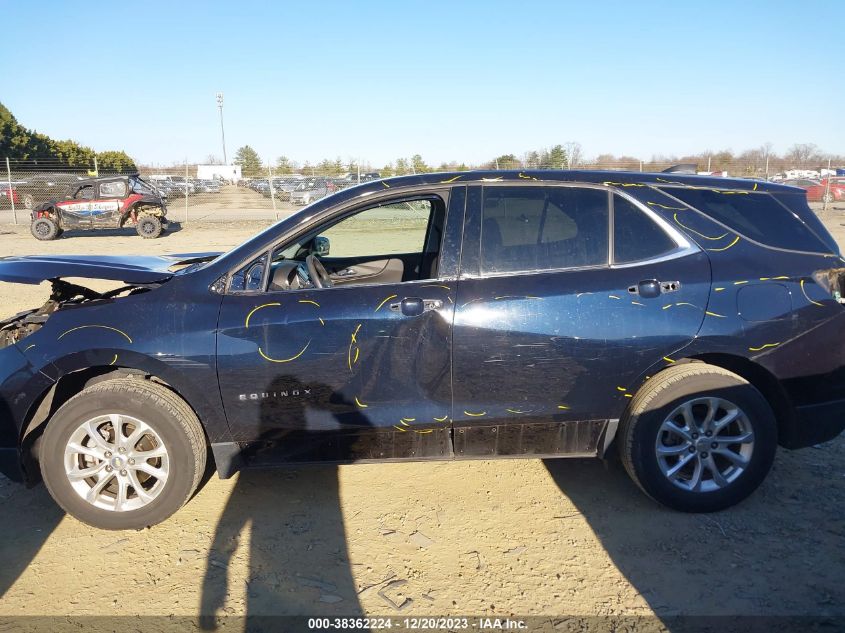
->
216;93;228;164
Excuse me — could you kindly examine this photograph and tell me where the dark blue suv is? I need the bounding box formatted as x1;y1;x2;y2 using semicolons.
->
1;170;843;529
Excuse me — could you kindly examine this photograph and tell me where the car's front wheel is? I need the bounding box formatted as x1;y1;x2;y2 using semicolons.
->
619;363;777;512
822;192;834;204
40;377;207;530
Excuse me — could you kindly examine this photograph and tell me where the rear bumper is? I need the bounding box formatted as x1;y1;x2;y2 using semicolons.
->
788;399;845;448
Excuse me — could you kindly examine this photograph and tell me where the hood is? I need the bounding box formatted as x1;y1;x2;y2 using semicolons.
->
0;252;221;285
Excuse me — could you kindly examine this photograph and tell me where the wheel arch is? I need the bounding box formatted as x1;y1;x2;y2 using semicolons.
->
675;353;799;448
18;355;227;483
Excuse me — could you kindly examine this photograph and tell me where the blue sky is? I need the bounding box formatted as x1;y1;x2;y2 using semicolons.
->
2;0;842;166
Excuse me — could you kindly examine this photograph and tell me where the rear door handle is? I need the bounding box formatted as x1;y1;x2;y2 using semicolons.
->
389;298;443;316
628;279;680;299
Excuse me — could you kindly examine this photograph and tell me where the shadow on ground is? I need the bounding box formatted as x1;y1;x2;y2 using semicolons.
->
544;449;845;618
0;481;64;599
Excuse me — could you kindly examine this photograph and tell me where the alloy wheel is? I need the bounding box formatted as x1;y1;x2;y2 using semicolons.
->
63;414;170;512
655;397;755;493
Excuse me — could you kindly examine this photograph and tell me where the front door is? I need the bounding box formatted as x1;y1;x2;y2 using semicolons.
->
216;188;463;465
451;184;711;458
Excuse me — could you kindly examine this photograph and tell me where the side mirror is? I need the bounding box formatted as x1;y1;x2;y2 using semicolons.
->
314;236;330;256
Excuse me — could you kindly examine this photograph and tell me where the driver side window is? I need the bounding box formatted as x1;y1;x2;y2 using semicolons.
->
320;200;433;257
227;195;446;294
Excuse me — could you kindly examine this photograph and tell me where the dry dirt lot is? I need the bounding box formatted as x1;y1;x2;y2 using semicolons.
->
0;201;843;627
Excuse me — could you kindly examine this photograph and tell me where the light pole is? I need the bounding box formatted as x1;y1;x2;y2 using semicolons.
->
216;93;228;164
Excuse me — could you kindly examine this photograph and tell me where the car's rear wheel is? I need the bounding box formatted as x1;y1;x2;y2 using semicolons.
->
23;193;34;209
30;217;59;241
822;192;834;204
40;377;207;530
618;363;777;512
136;214;163;238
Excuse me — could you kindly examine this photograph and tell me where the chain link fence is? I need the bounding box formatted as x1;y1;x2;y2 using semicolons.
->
3;153;844;229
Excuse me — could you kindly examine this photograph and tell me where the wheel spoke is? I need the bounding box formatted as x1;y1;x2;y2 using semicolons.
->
124;421;151;452
85;420;113;451
687;457;704;492
67;462;106;481
666;452;695;478
86;471;115;503
701;398;718;432
713;447;749;468
66;442;103;461
132;445;167;460
717;431;754;445
657;443;691;456
663;420;692;442
712;409;740;434
110;414;124;448
704;455;728;488
114;477;129;512
680;402;697;433
127;470;154;504
135;462;168;483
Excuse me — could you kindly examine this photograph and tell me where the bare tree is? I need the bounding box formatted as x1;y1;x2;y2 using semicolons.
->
784;143;820;168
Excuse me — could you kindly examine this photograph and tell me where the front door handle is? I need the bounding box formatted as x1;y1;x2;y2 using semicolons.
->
389;298;443;316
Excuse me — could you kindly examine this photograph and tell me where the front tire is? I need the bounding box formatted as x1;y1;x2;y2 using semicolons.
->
618;363;777;512
136;214;163;238
40;377;207;530
23;193;34;209
822;192;834;204
31;217;59;240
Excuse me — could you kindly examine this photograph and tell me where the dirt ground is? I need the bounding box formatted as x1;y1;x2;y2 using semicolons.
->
0;197;843;625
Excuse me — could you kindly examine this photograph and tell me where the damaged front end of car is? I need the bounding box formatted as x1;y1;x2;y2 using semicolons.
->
0;279;154;351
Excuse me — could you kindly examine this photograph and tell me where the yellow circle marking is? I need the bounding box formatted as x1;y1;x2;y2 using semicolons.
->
245;302;281;328
375;294;398;312
800;279;824;307
258;340;310;363
58;325;132;344
707;236;740;252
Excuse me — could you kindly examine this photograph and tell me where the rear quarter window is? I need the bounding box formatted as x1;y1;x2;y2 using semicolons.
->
661;188;829;253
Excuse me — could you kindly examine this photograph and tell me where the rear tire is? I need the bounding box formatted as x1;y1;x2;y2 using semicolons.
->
40;377;207;530
136;214;163;239
23;193;34;209
822;192;834;204
618;363;777;512
31;217;59;241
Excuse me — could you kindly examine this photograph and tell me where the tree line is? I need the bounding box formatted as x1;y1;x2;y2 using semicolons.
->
0;102;137;173
232;141;842;179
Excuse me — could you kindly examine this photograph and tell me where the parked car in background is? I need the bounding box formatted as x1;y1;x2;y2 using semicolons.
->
0;184;22;208
1;170;844;529
290;177;334;205
14;173;86;209
194;180;221;194
782;178;845;203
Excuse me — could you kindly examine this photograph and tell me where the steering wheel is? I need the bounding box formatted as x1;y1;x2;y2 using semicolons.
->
305;254;333;289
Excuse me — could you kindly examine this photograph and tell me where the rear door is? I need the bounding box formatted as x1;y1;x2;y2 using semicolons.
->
451;183;710;458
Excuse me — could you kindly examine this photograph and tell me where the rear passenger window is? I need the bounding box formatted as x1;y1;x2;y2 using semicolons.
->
664;188;827;252
613;195;676;263
481;186;608;274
